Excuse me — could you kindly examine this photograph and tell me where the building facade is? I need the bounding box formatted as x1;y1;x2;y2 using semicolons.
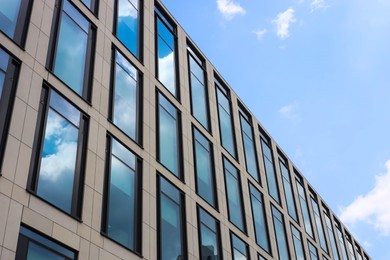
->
0;0;370;259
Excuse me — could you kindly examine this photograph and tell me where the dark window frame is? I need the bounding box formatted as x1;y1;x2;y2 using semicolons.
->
0;46;20;173
310;191;329;254
248;181;271;255
16;225;77;260
113;0;144;61
295;172;314;238
223;156;247;233
154;5;180;100
271;204;291;260
27;82;89;220
196;205;223;260
156;89;184;181
156;173;188;260
108;45;143;146
215;74;238;160
101;134;143;255
230;231;250;260
80;0;99;16
0;0;33;47
290;223;305;260
238;104;260;183
192;125;218;209
46;0;96;102
186;42;211;133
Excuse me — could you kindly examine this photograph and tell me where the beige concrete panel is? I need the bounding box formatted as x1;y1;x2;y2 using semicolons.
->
3;200;23;251
11;184;29;206
16;63;33;104
89;242;100;260
35;31;49;67
52;223;80;250
90;229;103;247
9;97;27;140
0;194;11;245
79;238;91;260
82;185;94;227
13;144;32;189
1;247;15;260
21;106;38;148
0;178;13;197
40;3;54;37
1;135;20;181
77;223;92;240
91;191;102;231
21;207;53;236
30;0;44;28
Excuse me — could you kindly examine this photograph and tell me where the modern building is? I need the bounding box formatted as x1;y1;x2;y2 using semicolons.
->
0;0;370;259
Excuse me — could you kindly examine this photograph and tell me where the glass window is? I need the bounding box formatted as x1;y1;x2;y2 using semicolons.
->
0;0;32;46
0;47;20;172
115;0;140;57
81;0;98;14
323;209;340;260
231;232;249;260
16;226;77;260
355;244;363;260
28;86;88;217
198;207;222;260
158;176;186;260
157;92;182;178
249;183;270;253
223;157;245;232
193;127;217;207
335;221;349;260
102;136;141;253
308;241;319;260
155;8;177;97
259;132;280;203
110;49;141;142
278;155;298;221
271;205;290;260
296;175;314;238
239;107;259;182
310;193;328;253
216;79;237;158
188;48;210;130
345;234;356;260
291;224;305;260
48;0;95;99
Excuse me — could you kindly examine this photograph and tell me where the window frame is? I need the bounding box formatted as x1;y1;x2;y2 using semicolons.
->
154;5;180;99
113;0;143;60
16;225;77;260
109;46;143;145
80;0;99;16
27;83;89;220
215;75;238;160
238;104;260;182
192;125;218;209
271;204;291;260
46;0;96;102
0;46;20;172
223;156;247;233
156;90;183;180
290;223;305;260
196;205;223;260
295;172;314;238
230;232;250;260
157;174;187;260
101;134;143;255
0;0;33;47
187;43;211;132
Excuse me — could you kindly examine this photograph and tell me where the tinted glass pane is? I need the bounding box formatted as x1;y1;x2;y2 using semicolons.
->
189;56;208;129
107;152;135;250
240;116;258;181
308;242;319;260
54;6;88;95
159;95;179;176
324;214;340;260
0;0;21;38
311;197;328;252
157;33;175;95
81;0;92;8
37;108;78;213
279;161;297;221
117;0;138;56
113;51;138;139
200;224;218;259
272;206;290;260
224;159;244;231
261;139;280;202
217;88;236;157
249;184;269;252
296;180;313;237
336;225;349;260
291;225;305;260
161;193;182;260
346;238;356;260
27;242;65;260
232;233;248;260
194;129;215;206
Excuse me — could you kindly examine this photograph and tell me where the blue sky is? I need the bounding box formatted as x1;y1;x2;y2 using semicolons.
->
161;0;390;259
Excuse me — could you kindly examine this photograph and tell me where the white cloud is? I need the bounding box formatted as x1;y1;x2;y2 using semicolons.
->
217;0;246;20
273;8;296;39
310;0;329;12
118;0;138;19
254;29;267;40
340;160;390;236
279;102;299;120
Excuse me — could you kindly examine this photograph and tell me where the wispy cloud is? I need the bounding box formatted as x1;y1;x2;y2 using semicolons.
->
254;29;267;40
311;0;329;12
279;102;299;120
216;0;246;20
340;160;390;236
273;8;296;39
